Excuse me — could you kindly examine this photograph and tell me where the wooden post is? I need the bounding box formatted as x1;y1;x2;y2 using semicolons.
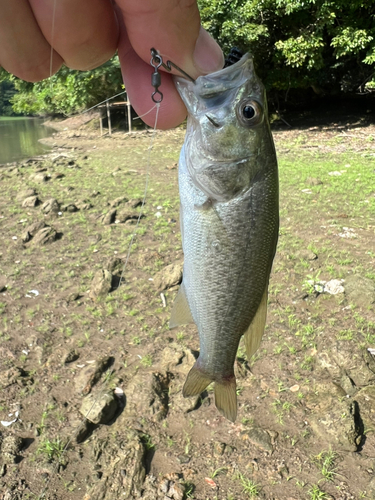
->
106;100;112;135
99;108;103;136
127;101;132;133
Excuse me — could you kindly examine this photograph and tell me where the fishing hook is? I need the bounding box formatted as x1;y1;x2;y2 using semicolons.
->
150;48;195;103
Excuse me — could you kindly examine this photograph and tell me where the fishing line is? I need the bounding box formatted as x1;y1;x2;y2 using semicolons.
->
49;0;57;91
34;34;162;496
33;99;161;500
117;102;160;288
132;102;159;120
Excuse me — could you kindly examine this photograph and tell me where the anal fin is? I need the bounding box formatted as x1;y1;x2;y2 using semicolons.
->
244;287;268;360
169;284;194;328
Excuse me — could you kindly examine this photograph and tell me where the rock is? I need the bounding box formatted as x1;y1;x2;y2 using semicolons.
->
316;346;375;387
127;198;143;209
241;426;274;453
153;262;183;292
65;289;80;303
339;369;357;396
1;435;24;464
16;188;36;202
25;220;46;236
102;209;117;225
309;398;363;451
122;372;169;422
61;203;78;212
345;274;375;308
73;420;93;444
80;391;118;424
32;226;58;245
41;198;60;214
62;349;79;364
22;195;40;208
53;172;65;179
21;231;31;243
296;249;318;261
110;196;128;208
0;367;24;389
157;474;185;500
324;279;345;295
84;430;146;500
30;172;49;183
0;276;7;292
115;210;139;224
89;269;113;300
306;177;323;186
354;385;375;432
74;356;114;395
213;442;226;456
159;345;197;374
105;257;123;275
76;200;93;210
59;414;93;444
168;378;200;414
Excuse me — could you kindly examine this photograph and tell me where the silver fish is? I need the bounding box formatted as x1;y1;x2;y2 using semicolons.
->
171;54;279;422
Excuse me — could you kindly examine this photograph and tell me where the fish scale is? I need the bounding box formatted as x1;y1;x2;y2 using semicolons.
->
170;54;279;422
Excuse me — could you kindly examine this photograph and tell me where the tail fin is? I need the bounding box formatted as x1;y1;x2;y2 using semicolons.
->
183;364;212;397
214;378;237;423
183;363;238;422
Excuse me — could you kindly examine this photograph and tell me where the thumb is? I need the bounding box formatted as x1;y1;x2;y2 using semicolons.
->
115;0;223;79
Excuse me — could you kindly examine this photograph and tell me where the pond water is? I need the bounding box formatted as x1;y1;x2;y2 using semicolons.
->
0;117;54;165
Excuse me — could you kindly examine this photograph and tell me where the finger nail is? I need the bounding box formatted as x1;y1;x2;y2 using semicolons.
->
193;27;224;74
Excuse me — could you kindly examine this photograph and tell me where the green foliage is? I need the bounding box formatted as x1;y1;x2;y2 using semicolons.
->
9;55;123;116
199;0;375;94
0;69;17;116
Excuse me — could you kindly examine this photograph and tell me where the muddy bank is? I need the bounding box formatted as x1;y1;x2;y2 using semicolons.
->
0;123;374;499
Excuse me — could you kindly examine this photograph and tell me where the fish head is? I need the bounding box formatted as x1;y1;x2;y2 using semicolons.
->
175;54;268;161
175;54;275;201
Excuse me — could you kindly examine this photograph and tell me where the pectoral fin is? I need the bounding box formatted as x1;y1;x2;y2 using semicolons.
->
244;287;268;360
169;284;194;328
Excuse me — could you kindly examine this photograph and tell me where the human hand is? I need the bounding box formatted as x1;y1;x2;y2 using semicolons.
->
0;0;224;129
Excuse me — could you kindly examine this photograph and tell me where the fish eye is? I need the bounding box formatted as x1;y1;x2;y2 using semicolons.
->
237;100;263;127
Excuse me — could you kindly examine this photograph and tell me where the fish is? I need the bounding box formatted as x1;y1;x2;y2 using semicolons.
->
170;53;279;422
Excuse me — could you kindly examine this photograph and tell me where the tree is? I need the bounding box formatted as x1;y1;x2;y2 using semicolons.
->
9;55;123;116
198;0;375;95
0;69;17;116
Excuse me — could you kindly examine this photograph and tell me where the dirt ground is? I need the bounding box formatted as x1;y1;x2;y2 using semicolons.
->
0;109;375;500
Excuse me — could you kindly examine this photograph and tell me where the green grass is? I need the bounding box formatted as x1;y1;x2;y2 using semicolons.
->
237;473;261;498
36;437;66;462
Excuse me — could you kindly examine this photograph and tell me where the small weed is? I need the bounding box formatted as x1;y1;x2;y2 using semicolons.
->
166;436;175;447
140;433;155;450
127;309;139;317
237;473;260;498
36;437;65;462
141;354;152;367
210;467;227;478
176;331;185;342
314;449;338;481
308;484;329;499
336;329;353;341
